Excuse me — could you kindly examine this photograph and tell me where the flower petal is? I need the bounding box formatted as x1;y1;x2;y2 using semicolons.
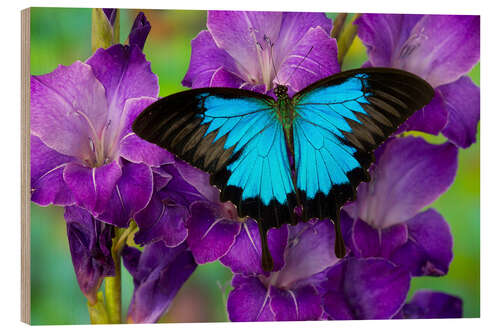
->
322;258;411;319
207;11;282;82
124;242;197;323
121;245;141;277
346;137;458;228
118;97;156;138
440;76;480;148
390;209;453;276
86;44;159;142
338;210;355;253
166;160;221;203
396;92;448;135
351;218;408;259
275;219;340;288
151;167;173;192
206;67;246;88
393;15;480;87
186;201;241;264
156;164;206;205
120;133;176;167
97;161;153;228
275;12;332;60
227;275;274;321
268;287;296;321
355;14;424;67
64;206;115;304
134;195;189;247
220;219;288;274
31;135;76;206
182;30;242;88
63;161;122;217
269;285;322;321
276;26;339;93
401;290;462;319
31;61;108;160
119;97;175;166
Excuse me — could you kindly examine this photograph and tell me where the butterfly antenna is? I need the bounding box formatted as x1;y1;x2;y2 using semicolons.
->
284;46;314;86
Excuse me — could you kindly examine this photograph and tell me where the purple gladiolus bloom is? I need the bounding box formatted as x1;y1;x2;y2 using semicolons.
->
342;136;458;276
64;206;115;304
30;13;171;227
398;290;463;319
122;242;197;323
183;11;339;95
225;219;339;321
356;14;480;148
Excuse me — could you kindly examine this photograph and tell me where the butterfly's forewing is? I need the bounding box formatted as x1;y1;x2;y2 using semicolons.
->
132;88;297;269
292;68;434;224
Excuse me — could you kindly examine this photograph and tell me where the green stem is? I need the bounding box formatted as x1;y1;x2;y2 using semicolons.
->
103;222;138;324
337;13;361;67
104;229;123;324
87;292;110;324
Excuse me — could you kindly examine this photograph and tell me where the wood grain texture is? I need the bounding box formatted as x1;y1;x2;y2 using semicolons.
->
21;7;31;325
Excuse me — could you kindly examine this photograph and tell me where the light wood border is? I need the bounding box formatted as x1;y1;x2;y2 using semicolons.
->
21;7;31;325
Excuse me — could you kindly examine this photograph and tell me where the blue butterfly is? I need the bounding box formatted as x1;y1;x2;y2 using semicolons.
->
133;68;434;271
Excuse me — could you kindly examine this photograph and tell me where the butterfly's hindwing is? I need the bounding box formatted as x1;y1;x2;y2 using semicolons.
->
292;68;434;221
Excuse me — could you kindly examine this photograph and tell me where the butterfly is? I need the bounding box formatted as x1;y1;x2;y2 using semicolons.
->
132;68;434;271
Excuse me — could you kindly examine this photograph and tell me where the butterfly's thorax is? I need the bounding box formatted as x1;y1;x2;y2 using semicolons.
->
273;85;296;153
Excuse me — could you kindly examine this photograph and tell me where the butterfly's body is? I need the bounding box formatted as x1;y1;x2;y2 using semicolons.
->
274;85;295;150
133;68;434;271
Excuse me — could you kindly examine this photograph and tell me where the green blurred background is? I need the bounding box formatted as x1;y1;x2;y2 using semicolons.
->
29;8;480;324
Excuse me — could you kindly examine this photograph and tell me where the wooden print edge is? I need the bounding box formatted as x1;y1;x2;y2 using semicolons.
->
21;7;31;325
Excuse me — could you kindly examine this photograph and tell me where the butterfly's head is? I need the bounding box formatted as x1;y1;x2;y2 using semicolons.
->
273;84;288;99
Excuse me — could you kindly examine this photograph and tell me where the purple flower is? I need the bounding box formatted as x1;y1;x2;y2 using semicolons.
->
225;219;338;321
64;206;115;304
342;136;458;277
122;242;197;323
397;290;463;319
186;199;242;264
321;258;411;320
183;11;339;95
30;13;171;227
134;158;243;265
356;14;480;148
127;12;151;51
